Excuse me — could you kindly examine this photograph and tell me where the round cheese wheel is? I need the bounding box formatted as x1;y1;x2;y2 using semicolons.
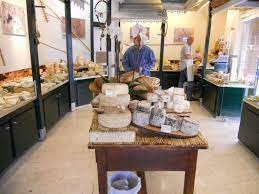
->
173;88;185;96
173;95;185;102
102;83;129;95
99;94;130;107
173;103;185;113
160;94;171;102
98;110;132;128
166;101;174;110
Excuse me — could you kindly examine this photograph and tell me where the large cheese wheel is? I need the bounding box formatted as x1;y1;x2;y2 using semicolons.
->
98;110;132;129
99;94;130;107
102;83;129;95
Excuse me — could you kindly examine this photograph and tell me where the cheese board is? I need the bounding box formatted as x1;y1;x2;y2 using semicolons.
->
165;109;192;117
134;124;198;139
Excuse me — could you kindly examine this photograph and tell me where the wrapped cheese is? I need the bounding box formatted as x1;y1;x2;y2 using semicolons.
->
129;100;139;112
137;100;151;112
183;100;191;111
102;83;129;95
165;114;181;131
173;102;185;113
132;110;150;127
154;101;164;109
173;95;185;102
160;94;171;102
173;87;185;96
98;110;132;129
181;118;199;136
166;101;174;110
149;107;166;127
147;93;159;103
99;94;130;108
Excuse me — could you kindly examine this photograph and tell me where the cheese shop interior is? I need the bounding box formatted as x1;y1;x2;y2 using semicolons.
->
0;0;259;193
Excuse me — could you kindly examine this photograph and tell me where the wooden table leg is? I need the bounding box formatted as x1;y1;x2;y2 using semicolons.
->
137;171;147;194
183;151;198;194
96;150;107;194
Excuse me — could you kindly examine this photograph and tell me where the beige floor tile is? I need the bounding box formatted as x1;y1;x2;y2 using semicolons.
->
0;102;259;194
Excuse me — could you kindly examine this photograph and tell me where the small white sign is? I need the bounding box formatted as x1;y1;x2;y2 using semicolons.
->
105;90;117;97
161;125;172;134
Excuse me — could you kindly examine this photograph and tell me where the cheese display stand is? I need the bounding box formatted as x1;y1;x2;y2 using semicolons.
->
88;73;208;193
202;78;254;117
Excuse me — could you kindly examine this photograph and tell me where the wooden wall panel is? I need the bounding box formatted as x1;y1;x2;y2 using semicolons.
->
211;0;230;8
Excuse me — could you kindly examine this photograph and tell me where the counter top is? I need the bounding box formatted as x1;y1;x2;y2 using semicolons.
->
0;96;37;119
42;80;69;96
243;98;259;110
74;75;108;81
204;78;254;89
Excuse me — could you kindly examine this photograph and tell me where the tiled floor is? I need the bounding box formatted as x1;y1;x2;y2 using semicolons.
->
0;103;258;194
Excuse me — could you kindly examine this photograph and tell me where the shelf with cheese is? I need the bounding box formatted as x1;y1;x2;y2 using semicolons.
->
0;69;36;118
73;55;108;80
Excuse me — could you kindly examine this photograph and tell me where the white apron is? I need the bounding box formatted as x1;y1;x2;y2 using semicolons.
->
187;61;194;82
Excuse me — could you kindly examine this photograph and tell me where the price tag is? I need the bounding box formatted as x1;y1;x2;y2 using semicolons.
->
105;90;117;97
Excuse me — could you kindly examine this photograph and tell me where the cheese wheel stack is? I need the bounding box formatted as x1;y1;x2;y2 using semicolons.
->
98;83;131;129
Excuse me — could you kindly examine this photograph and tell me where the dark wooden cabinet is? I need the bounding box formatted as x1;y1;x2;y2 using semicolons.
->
75;79;94;106
43;83;70;130
43;93;60;129
11;107;38;157
0;122;14;175
238;102;259;157
59;85;70;118
0;102;38;175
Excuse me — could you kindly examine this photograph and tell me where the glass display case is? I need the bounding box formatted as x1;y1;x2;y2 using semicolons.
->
35;0;69;95
205;7;259;88
73;1;108;80
0;0;36;117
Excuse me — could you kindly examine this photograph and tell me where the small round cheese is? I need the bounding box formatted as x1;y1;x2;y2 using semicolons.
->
147;93;159;103
160;94;171;102
99;94;130;108
98;110;132;128
102;83;129;95
173;103;185;113
166;101;174;110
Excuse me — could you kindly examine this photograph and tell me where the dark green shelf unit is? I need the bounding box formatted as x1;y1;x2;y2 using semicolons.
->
238;101;259;157
0;102;38;175
202;79;254;117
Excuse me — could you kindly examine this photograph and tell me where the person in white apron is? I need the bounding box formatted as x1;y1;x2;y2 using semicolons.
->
178;36;194;101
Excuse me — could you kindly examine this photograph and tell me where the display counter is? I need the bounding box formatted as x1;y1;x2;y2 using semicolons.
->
42;82;70;130
202;78;254;117
0;100;38;175
238;98;259;157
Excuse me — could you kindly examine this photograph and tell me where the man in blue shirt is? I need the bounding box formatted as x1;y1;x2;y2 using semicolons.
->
123;34;156;76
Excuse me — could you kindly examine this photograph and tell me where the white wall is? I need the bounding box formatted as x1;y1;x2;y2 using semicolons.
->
0;0;31;73
119;6;209;60
0;0;91;74
37;0;91;65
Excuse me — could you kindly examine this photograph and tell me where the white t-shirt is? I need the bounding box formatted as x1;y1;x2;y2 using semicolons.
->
180;44;194;81
180;44;193;70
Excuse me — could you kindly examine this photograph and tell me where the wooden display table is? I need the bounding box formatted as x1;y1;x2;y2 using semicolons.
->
88;114;208;194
